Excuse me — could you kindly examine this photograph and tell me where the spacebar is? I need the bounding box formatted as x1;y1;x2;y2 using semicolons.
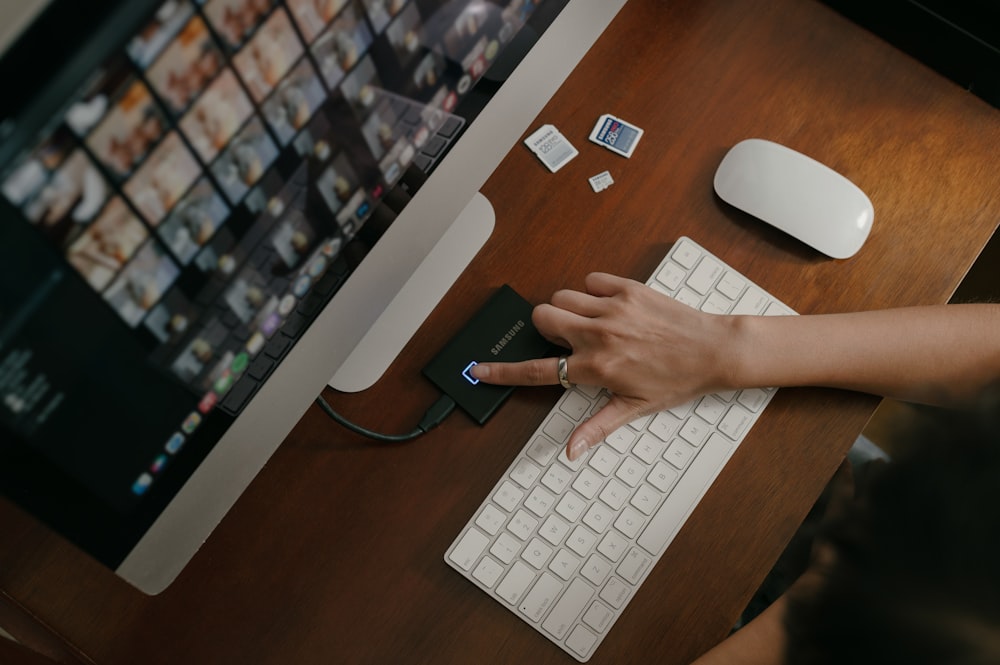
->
636;434;732;555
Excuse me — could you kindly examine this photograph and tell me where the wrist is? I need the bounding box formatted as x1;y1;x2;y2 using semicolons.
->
723;314;768;391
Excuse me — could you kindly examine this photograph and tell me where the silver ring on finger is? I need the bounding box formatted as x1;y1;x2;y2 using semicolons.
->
557;356;574;389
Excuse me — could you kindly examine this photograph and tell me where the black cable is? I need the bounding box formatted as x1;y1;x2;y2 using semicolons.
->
315;393;457;442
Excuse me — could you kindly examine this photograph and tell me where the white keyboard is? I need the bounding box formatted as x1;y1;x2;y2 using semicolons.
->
445;237;795;661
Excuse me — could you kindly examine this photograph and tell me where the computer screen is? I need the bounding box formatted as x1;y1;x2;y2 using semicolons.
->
0;0;625;594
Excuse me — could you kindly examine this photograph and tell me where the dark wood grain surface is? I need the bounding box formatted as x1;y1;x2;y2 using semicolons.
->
3;0;1000;663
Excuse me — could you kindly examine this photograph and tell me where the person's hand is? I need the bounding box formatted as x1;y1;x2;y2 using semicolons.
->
470;272;741;460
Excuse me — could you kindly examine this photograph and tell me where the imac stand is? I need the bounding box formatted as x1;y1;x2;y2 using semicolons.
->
328;192;495;392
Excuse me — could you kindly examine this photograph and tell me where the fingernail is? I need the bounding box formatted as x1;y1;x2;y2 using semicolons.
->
470;363;489;379
568;438;590;461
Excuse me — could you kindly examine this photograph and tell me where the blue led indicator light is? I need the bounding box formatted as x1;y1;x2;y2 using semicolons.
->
462;361;480;385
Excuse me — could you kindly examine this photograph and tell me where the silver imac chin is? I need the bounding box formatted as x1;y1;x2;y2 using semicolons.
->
114;0;628;595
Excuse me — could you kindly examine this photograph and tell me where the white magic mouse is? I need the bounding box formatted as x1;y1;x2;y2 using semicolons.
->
714;138;874;259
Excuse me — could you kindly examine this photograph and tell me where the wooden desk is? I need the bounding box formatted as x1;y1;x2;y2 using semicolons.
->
3;0;1000;663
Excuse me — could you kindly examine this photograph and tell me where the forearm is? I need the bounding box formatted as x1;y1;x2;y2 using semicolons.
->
690;594;789;665
729;304;1000;405
470;277;1000;459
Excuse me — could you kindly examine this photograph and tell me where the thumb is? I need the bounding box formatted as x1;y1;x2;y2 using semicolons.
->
566;395;645;461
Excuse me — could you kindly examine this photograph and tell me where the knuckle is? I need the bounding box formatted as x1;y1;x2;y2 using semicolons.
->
550;289;574;305
532;304;553;327
526;361;551;385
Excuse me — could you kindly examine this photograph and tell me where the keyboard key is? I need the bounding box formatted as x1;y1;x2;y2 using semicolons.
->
615;456;645;487
599;577;630;609
719;406;753;440
597;530;629;562
493;481;524;512
560;391;591;420
737;388;769;412
648;412;682;441
695;395;727;424
672;239;701;268
605;426;637;454
526;435;560;466
556;491;587;523
475;504;506;535
472;556;504;588
679;416;712;446
582;554;612;586
613;507;645;540
567;525;598;557
510;458;541;488
521;537;554;570
520;572;562;622
654;261;685;290
525;486;556;517
549;548;581;580
686;256;723;294
646;464;679;494
598;478;629;511
733;287;769;314
632;433;664;464
541;464;572;494
508;509;538;540
566;625;599;658
675;287;701;308
543;413;575;443
717;271;747;299
490;533;520;564
572;468;603;500
702;292;732;314
582;602;614;633
588;448;621;476
450;529;489;571
542;578;593;639
665;439;695;469
539;515;570;547
617;548;652;585
497;561;535;605
583;502;614;533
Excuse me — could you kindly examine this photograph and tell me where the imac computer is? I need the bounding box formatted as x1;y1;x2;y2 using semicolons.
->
0;0;626;594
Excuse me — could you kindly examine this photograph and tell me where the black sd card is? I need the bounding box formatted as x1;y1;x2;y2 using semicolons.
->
422;285;557;424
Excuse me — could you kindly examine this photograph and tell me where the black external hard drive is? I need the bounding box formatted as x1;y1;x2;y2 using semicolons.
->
422;285;558;424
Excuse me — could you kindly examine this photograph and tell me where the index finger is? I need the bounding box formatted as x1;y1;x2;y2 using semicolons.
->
469;357;560;387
